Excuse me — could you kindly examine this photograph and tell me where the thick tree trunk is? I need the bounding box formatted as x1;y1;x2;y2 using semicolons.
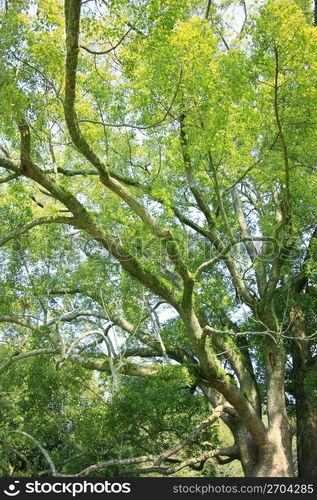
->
236;419;294;476
234;430;294;477
200;384;259;476
294;358;317;477
259;309;294;477
198;303;295;477
222;420;294;477
200;383;294;477
235;422;294;477
291;303;317;477
230;422;258;476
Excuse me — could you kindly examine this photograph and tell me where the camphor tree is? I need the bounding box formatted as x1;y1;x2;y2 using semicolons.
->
0;0;317;478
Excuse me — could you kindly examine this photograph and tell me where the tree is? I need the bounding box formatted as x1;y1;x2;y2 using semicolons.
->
0;0;316;477
1;348;216;477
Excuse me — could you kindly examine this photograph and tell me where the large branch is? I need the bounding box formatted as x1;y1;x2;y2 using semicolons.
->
10;430;58;476
8;426;238;477
15;124;179;307
178;311;267;448
273;46;291;229
46;309;108;325
110;313;197;365
63;1;255;310
0;217;75;247
64;0;191;288
76;446;238;477
64;0;107;174
0;348;58;375
0;156;21;174
178;115;255;307
197;312;261;415
0;315;39;331
155;405;223;465
172;206;212;240
262;47;294;304
0;172;20;183
209;333;261;415
74;407;235;476
67;354;187;381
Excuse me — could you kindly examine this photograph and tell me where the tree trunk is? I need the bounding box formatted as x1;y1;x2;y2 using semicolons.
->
222;421;294;477
252;441;294;477
200;383;294;477
294;356;317;477
259;309;294;477
291;303;317;477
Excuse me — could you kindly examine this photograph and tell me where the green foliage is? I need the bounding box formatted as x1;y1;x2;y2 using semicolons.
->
0;0;316;478
0;355;216;476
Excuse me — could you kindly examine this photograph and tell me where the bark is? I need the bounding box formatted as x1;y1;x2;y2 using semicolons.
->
201;383;294;477
290;226;317;477
181;307;268;449
199;296;295;477
257;309;294;476
263;341;293;476
293;352;317;477
2;0;307;478
200;384;258;476
63;0;293;475
291;304;317;477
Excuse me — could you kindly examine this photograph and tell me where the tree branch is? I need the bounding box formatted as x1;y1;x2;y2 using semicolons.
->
155;405;223;465
80;27;133;55
0;217;76;247
10;430;58;476
0;348;58;375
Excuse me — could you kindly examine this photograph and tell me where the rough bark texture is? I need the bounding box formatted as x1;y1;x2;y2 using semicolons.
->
292;303;317;477
294;353;317;477
1;0;316;478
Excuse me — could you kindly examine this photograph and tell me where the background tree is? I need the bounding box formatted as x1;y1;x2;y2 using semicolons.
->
0;0;316;477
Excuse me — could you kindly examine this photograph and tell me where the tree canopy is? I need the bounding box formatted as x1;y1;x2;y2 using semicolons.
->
0;0;316;478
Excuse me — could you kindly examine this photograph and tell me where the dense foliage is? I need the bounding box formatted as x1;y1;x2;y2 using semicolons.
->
0;0;316;477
